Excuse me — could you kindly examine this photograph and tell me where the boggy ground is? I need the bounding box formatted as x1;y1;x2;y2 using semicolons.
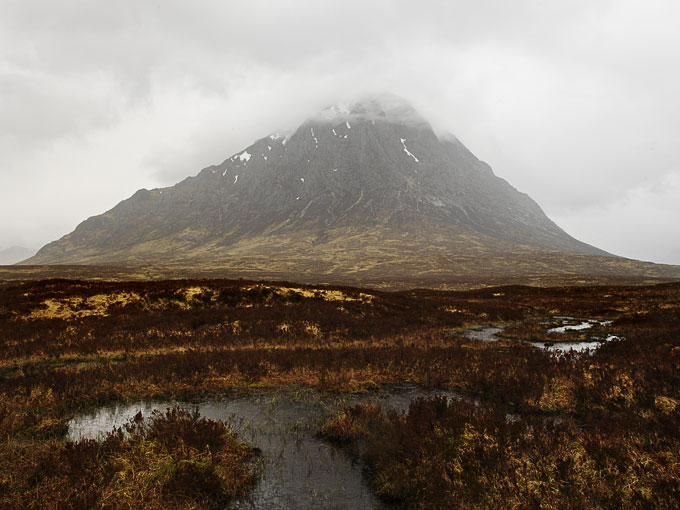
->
1;278;679;508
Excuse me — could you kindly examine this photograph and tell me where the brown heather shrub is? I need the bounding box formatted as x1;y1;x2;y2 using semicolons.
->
0;407;259;510
321;397;680;509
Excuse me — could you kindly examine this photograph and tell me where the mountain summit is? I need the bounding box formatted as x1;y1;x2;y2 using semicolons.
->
28;94;678;284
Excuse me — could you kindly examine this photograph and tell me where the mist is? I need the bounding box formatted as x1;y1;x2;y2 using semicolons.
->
1;0;679;264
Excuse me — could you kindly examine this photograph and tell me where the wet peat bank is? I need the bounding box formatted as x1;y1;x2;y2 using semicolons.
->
1;278;680;509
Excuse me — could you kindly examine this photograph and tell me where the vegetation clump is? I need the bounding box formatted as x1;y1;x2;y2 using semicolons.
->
321;396;680;509
0;407;259;510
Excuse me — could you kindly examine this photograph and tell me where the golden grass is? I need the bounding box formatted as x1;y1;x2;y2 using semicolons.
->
28;292;140;319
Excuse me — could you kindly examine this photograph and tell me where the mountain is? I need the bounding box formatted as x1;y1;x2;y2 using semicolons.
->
0;246;35;265
24;94;680;285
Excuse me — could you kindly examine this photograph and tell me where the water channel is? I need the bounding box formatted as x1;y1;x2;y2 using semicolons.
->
69;385;460;509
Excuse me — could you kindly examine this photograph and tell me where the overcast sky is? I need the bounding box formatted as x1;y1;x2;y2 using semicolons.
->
1;0;679;264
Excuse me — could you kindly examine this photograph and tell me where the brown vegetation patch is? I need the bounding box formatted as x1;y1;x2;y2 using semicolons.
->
0;407;258;510
320;397;680;509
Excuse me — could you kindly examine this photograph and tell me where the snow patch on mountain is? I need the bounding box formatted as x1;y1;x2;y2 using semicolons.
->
238;151;251;163
400;138;419;163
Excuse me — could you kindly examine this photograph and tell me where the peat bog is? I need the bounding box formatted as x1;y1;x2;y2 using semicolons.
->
1;278;679;508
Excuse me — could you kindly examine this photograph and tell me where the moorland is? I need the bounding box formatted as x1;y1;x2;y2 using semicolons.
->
1;277;679;508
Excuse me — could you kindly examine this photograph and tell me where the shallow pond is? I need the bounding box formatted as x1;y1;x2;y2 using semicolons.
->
455;325;505;342
69;385;460;510
535;336;617;353
547;317;614;334
457;317;622;354
538;317;619;353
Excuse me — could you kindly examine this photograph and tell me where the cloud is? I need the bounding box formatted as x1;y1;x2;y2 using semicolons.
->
554;171;680;263
1;1;679;263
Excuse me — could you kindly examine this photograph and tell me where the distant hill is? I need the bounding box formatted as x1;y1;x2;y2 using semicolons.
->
25;94;680;283
0;246;35;265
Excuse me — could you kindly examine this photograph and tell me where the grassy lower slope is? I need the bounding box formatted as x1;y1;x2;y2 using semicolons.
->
23;223;680;288
5;253;680;291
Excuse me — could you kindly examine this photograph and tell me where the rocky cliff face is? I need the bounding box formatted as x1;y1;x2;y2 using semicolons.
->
28;95;608;274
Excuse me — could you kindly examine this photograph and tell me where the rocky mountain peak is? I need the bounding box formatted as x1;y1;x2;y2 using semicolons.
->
27;94;610;276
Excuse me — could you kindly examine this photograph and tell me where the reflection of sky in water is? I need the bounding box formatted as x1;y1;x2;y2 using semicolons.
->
458;326;504;341
547;321;595;333
538;333;622;354
547;318;614;334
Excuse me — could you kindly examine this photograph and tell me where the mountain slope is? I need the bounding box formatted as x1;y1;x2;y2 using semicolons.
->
0;246;35;265
26;94;680;283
